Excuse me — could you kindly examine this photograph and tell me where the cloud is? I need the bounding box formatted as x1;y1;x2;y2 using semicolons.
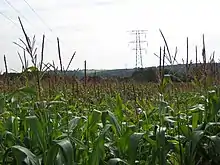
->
94;0;114;6
0;0;220;71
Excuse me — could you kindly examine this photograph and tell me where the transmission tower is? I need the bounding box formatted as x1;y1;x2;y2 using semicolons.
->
128;30;148;69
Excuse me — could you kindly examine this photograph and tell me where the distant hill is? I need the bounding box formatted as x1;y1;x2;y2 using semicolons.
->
50;62;219;78
48;68;136;78
1;63;219;81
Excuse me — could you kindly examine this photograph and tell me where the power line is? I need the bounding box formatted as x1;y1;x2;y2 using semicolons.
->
2;0;60;46
3;0;53;42
3;0;33;27
0;12;55;56
128;30;148;69
3;0;56;44
21;0;53;32
0;11;19;28
2;0;75;64
20;0;75;52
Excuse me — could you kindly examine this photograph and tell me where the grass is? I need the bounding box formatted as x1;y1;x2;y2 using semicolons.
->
1;17;220;165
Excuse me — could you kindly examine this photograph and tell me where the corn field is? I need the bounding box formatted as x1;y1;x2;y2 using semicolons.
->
1;17;220;165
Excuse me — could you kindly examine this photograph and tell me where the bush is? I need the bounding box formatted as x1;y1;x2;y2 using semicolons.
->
131;67;159;82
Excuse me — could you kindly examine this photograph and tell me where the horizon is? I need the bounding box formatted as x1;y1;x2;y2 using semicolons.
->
2;61;220;75
0;0;220;72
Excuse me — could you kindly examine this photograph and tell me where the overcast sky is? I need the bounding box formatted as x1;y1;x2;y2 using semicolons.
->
0;0;219;72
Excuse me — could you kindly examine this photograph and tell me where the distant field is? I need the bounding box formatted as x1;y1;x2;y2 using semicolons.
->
1;68;220;164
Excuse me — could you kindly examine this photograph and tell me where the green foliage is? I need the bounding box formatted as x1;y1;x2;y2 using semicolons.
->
3;15;220;165
1;77;220;165
131;67;159;82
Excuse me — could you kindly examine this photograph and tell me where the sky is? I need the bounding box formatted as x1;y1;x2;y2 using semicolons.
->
0;0;220;72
